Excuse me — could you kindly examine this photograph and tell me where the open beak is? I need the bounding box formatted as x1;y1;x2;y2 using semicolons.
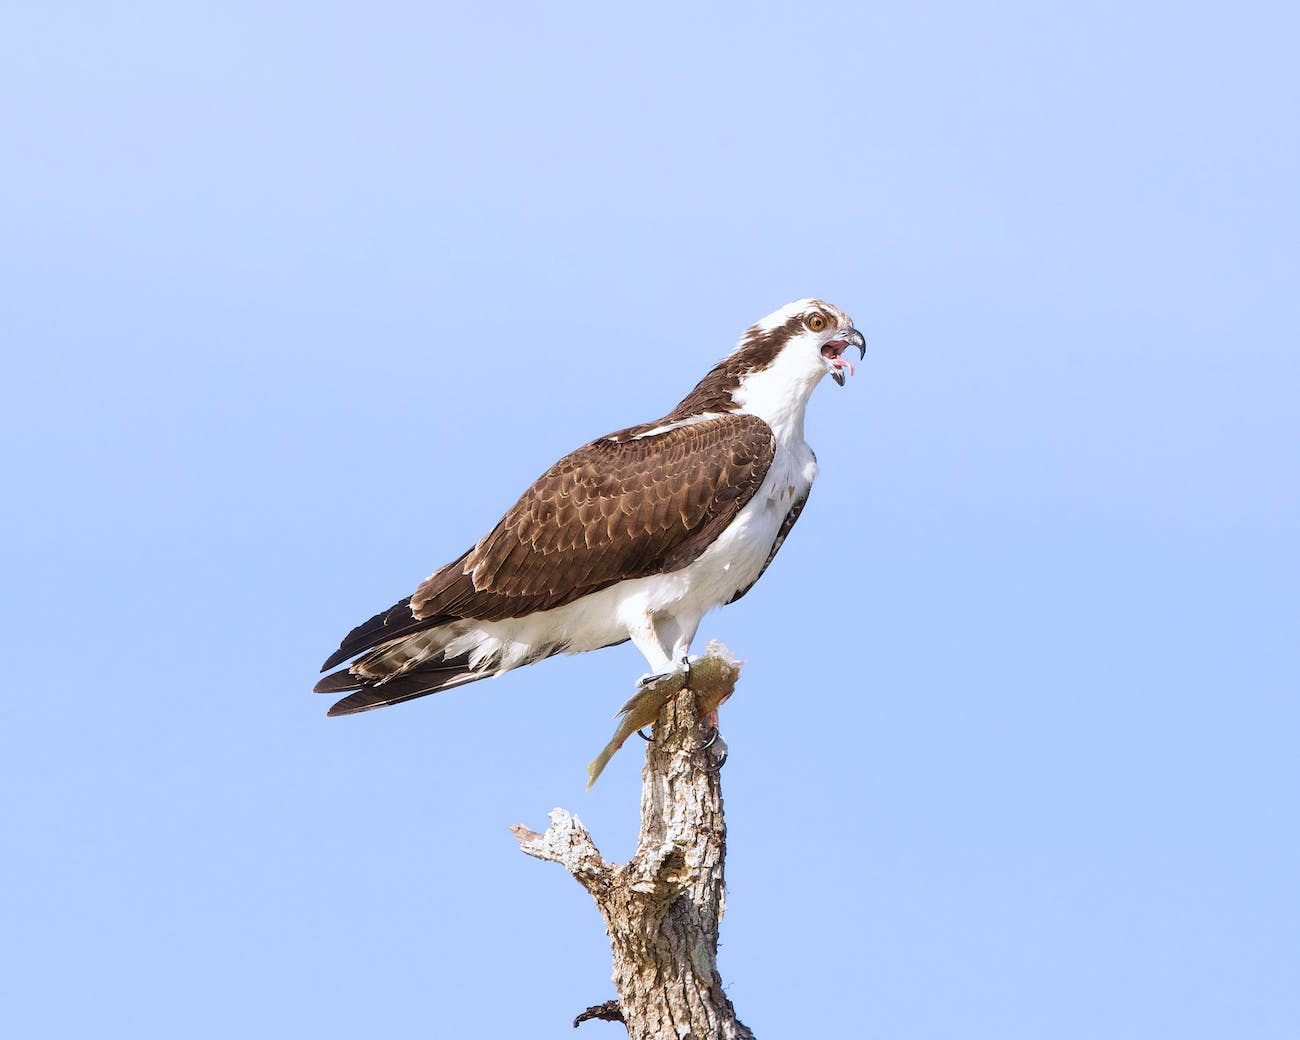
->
821;328;866;386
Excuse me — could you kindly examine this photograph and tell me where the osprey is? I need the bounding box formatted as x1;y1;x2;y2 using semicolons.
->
316;298;865;716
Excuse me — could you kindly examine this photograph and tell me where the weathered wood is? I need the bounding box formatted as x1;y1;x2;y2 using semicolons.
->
512;643;754;1039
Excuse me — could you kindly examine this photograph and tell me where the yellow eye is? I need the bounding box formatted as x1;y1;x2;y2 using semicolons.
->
806;313;827;332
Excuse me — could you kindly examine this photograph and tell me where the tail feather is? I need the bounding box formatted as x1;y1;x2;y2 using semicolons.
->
321;597;446;672
324;667;488;716
312;669;364;694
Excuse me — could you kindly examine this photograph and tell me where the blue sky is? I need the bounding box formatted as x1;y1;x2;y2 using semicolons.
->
2;2;1297;1037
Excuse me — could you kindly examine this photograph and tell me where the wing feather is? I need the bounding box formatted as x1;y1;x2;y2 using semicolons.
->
410;414;775;622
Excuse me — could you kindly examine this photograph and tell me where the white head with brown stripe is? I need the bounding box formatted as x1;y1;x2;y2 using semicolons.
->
669;298;866;434
697;299;865;440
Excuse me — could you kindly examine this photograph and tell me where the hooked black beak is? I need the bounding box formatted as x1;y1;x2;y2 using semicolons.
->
821;327;866;387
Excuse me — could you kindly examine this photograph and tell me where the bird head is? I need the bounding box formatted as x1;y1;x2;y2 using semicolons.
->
735;298;866;390
667;298;866;428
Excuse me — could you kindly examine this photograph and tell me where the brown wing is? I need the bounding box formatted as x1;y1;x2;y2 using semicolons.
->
409;413;776;622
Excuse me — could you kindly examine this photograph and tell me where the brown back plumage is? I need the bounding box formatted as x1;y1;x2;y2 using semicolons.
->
409;412;776;622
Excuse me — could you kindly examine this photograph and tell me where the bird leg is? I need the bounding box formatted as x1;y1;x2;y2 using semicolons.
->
635;654;692;690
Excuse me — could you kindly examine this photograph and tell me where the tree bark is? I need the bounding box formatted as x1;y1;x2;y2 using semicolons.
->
512;644;755;1040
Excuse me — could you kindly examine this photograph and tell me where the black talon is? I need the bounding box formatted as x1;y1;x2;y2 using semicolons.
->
634;660;692;745
697;726;728;770
639;659;691;691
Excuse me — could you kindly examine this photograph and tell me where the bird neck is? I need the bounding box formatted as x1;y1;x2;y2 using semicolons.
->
728;355;819;446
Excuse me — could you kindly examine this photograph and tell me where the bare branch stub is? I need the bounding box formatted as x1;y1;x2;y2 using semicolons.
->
510;810;610;897
573;1001;625;1028
512;644;755;1040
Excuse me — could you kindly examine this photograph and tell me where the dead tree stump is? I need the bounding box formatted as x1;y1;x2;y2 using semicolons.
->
512;644;755;1039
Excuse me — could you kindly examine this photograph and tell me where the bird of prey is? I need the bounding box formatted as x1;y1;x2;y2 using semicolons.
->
316;298;865;716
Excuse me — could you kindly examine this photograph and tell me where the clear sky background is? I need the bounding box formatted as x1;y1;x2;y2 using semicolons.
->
2;2;1297;1037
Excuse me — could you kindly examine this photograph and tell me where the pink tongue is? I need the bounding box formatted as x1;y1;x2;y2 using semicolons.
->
834;357;855;378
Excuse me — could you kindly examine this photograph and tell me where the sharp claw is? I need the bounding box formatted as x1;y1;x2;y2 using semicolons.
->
633;659;694;748
698;727;728;770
